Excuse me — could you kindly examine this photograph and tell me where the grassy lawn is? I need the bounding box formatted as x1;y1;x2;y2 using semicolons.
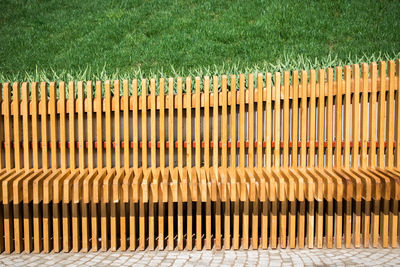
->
0;0;399;82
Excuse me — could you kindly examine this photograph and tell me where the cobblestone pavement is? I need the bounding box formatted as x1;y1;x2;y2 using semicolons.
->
0;248;400;266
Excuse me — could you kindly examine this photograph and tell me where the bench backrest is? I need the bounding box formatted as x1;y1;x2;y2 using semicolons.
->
0;61;399;171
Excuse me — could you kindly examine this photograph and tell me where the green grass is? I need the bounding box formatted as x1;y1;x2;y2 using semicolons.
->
1;0;400;83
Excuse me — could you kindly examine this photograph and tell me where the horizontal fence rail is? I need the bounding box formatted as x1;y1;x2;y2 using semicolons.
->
0;60;399;253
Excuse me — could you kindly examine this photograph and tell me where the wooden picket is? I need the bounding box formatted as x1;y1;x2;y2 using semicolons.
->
0;60;400;253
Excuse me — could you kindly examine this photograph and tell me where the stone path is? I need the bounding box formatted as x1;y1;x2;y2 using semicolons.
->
0;248;400;266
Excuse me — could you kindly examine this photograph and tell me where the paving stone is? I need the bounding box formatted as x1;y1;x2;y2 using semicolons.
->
0;247;399;266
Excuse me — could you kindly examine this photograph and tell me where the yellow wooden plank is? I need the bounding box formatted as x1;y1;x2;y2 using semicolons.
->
396;60;400;168
50;82;58;169
186;77;193;250
4;83;13;170
87;81;94;170
13;83;21;170
160;78;166;170
318;69;325;168
378;61;386;169
40;82;48;169
274;73;280;169
386;61;395;168
239;74;245;169
335;67;343;168
167;78;174;250
326;69;334;169
266;73;272;169
123;80;130;169
105;80;112;170
78;81;85;170
69;81;76;169
283;72;289;168
292;71;299;168
248;74;254;168
205;77;210;169
151;79;156;170
300;71;307;168
222;75;228;168
133;79;138;169
114;80;121;170
0;83;3;169
22;82;30;170
360;64;369;169
142;79;148;170
213;76;219;171
344;66;351;168
369;63;377;168
309;70;316;167
352;65;360;168
194;77;202;250
257;74;263;168
96;81;103;169
231;75;237;168
60;82;67;170
177;78;184;250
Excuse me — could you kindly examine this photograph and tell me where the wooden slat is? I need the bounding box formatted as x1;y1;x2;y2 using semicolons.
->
96;81;103;169
78;82;85;170
115;80;121;170
159;79;166;250
386;61;395;168
352;65;360;169
0;84;3;169
222;76;228;169
257;74;263;168
344;66;351;169
248;74;254;168
151;79;156;170
40;82;48;169
105;81;112;170
396;60;400;168
59;82;66;170
167;78;174;250
266;73;272;169
13;83;21;170
186;77;193;250
50;83;58;169
69;82;76;169
378;62;386;169
361;64;369;169
300;71;307;168
22;83;30;170
292;71;299;168
160;78;166;170
239;74;245;170
177;77;184;251
309;70;316;167
4;83;13;171
123;80;129;169
274;73;281;169
318;69;325;168
378;61;389;248
326;69;334;169
283;72;289;168
369;63;377;168
231;75;237;169
133;79;139;170
87;81;94;170
195;77;202;251
335;67;343;168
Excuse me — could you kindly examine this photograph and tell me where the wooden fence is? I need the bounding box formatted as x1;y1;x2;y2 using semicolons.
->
0;60;399;253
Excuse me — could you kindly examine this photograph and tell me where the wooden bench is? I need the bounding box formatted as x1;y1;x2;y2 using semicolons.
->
0;60;399;253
